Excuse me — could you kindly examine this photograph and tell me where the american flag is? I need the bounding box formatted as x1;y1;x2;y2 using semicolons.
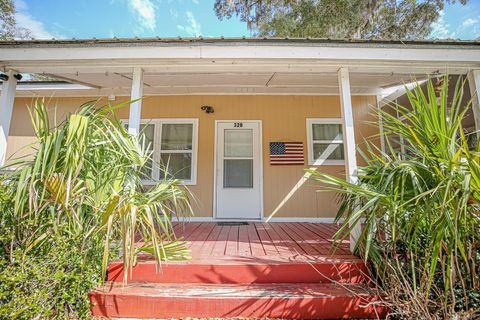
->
269;142;304;165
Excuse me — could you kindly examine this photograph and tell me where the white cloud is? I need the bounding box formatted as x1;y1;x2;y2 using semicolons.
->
14;0;27;10
14;0;63;39
462;18;478;27
15;13;57;39
451;13;480;39
128;0;157;32
169;8;179;20
431;10;454;39
192;0;199;4
177;11;201;36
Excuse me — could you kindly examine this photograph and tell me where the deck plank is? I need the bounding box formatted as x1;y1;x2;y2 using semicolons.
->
269;223;305;256
313;223;339;238
307;223;351;254
289;222;331;255
211;226;230;257
255;223;279;256
316;223;349;247
292;222;331;255
189;223;217;255
199;224;223;256
237;225;252;256
188;222;211;241
263;223;292;256
277;222;319;256
225;226;239;256
174;222;203;242
300;222;337;245
170;221;184;237
246;223;266;256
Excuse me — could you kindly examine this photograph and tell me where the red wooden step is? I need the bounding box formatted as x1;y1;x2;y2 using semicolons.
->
90;282;386;319
108;257;369;284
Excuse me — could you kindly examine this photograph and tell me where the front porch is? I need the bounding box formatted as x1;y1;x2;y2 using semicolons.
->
91;222;386;319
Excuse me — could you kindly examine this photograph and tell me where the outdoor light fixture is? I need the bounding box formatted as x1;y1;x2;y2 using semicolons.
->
201;105;214;114
0;73;23;81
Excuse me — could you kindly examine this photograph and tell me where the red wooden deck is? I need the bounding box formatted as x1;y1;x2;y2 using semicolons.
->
173;222;355;262
107;222;367;284
92;222;387;319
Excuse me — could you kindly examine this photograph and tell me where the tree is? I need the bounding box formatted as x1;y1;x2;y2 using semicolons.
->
214;0;468;40
0;0;31;40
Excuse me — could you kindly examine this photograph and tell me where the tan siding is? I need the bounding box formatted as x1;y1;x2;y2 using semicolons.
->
7;95;379;218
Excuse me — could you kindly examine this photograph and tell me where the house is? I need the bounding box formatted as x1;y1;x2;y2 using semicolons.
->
1;38;479;319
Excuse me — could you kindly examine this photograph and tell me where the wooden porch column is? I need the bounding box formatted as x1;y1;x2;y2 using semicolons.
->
128;67;144;135
467;70;480;131
0;70;18;166
337;67;361;253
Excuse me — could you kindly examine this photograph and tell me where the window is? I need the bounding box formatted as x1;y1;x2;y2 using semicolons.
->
306;118;344;165
125;119;198;185
223;129;254;188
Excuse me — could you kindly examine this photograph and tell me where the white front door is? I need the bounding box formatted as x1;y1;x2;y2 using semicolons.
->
215;121;262;220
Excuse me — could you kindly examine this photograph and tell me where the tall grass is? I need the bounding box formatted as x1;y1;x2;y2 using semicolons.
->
3;99;192;282
310;76;480;318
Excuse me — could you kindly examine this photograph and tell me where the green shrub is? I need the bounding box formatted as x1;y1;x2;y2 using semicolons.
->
0;234;104;319
0;176;108;319
310;76;480;318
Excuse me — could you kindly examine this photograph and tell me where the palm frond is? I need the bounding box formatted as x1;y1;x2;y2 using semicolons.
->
4;100;193;283
309;76;480;314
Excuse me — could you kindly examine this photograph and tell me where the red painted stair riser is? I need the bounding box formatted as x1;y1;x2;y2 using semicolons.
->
107;262;369;284
90;292;387;319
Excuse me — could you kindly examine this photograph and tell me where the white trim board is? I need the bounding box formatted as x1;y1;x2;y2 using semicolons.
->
171;216;340;223
4;44;480;63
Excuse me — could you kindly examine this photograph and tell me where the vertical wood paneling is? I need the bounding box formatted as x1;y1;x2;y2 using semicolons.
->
8;95;379;218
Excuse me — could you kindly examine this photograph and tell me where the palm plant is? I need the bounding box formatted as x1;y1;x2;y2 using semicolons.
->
3;99;192;282
310;76;480;318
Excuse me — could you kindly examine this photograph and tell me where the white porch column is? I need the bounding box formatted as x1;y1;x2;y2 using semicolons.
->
128;67;144;135
467;70;480;131
0;70;18;166
376;95;386;153
338;67;361;253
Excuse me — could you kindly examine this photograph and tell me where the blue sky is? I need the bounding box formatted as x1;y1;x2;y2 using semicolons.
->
13;0;480;40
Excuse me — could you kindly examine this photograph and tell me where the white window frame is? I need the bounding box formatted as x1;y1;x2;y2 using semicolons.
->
306;118;345;166
122;118;199;185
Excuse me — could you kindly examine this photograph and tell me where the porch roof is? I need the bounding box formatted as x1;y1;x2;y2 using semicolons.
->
1;37;480;97
3;36;480;47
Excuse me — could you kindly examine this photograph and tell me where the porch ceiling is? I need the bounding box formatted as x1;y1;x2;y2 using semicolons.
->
10;71;434;97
